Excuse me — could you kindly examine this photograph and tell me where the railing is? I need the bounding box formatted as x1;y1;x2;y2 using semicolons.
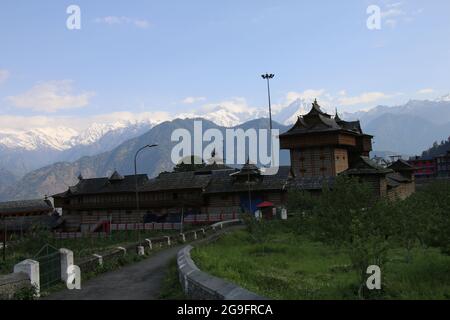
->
110;222;181;231
77;219;243;274
183;212;238;224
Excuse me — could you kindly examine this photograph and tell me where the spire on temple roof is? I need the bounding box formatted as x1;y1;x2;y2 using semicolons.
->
335;108;342;122
109;170;124;181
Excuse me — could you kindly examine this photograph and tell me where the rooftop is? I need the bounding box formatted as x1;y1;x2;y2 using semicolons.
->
0;199;54;216
280;100;369;138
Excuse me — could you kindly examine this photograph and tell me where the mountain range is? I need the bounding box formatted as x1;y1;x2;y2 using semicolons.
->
0;96;449;201
0;118;290;201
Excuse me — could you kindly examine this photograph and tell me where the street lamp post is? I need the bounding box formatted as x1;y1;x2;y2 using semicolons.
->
2;218;6;262
134;144;158;243
261;73;275;163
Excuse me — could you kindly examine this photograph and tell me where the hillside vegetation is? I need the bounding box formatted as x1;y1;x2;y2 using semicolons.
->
193;178;450;299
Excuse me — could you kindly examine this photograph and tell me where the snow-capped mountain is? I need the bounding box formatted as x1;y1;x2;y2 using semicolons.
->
436;94;450;102
175;97;269;127
0;119;156;178
0;127;78;151
273;98;310;125
0;120;155;152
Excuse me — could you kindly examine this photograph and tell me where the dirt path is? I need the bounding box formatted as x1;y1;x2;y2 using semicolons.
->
44;226;241;300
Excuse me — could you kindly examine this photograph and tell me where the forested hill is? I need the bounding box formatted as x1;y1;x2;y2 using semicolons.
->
422;137;450;158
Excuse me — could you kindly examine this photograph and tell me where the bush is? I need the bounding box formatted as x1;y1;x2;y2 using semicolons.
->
13;284;38;300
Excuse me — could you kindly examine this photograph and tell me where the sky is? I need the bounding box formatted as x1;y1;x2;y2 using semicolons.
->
0;0;449;131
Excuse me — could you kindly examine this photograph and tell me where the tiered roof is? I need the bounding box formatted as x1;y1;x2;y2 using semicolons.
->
280;100;367;137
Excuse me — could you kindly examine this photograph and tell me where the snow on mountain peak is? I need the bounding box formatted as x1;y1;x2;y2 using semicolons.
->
0;118;155;151
0;127;78;151
436;94;450;102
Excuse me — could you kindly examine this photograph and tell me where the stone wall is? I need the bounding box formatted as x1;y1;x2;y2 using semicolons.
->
0;272;31;300
177;244;266;300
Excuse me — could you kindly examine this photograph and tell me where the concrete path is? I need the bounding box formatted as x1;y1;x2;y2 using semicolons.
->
44;226;240;300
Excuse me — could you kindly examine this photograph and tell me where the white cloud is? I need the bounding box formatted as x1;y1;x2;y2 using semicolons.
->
181;96;207;104
0;111;171;133
0;69;10;84
417;88;435;95
285;89;326;105
380;2;423;28
6;80;95;113
94;16;150;29
199;97;257;114
338;92;392;106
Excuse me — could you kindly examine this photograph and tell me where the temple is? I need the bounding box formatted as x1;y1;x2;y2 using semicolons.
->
52;100;415;231
279;99;372;178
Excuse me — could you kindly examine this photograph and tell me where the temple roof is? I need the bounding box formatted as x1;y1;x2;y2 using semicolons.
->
53;173;148;197
109;170;124;181
140;170;213;192
388;159;415;171
229;160;260;178
343;156;393;175
205;166;291;194
280;100;367;137
0;199;54;216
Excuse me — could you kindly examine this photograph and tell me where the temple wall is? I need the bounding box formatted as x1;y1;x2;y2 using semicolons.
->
291;147;349;178
387;181;416;201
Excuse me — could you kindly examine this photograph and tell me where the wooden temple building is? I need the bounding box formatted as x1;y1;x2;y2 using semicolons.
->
0;198;59;238
52;100;415;230
280;100;415;199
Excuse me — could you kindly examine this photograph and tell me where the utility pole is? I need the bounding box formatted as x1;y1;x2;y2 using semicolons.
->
180;206;184;234
134;144;158;243
2;218;6;262
247;173;252;215
261;73;275;164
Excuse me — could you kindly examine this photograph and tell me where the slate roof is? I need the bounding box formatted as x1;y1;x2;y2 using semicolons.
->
204;166;291;194
287;176;336;190
52;160;293;198
229;160;260;177
388;159;415;171
386;172;411;188
279;100;367;137
343;156;393;175
53;174;148;197
0;199;54;216
140;170;213;192
3;215;62;231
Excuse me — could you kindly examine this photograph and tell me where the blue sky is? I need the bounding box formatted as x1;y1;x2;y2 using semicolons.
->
0;0;449;131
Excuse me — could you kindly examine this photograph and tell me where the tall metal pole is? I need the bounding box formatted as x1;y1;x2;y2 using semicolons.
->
134;144;158;243
247;173;252;215
2;218;6;262
180;206;184;234
262;74;275;164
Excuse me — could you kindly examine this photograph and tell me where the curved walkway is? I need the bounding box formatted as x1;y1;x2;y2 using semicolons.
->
44;226;241;300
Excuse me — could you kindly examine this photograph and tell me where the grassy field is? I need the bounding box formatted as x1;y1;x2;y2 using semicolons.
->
191;223;450;300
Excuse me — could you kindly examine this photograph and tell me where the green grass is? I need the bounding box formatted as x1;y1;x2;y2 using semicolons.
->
192;226;450;300
158;258;187;300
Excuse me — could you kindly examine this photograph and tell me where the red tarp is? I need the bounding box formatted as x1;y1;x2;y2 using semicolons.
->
257;201;274;208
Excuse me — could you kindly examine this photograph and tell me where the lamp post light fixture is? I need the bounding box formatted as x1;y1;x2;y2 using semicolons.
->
261;73;275;163
134;144;158;242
